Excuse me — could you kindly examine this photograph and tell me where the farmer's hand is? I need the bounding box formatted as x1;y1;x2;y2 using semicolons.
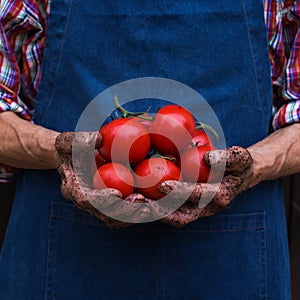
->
158;146;254;227
55;131;152;228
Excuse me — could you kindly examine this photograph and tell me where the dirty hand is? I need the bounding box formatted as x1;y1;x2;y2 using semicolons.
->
55;131;152;228
158;146;254;227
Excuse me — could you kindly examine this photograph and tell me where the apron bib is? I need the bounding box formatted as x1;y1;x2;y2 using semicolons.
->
0;1;290;299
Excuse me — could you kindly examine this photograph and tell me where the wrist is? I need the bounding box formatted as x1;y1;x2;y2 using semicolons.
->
245;147;270;189
34;129;61;169
246;123;300;188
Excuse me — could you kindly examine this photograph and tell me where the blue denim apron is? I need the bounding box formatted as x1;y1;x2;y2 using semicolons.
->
0;1;290;299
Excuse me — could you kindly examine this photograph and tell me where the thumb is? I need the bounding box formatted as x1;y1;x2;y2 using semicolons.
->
204;146;253;173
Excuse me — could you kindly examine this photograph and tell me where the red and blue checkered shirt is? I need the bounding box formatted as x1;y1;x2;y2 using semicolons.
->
0;0;300;182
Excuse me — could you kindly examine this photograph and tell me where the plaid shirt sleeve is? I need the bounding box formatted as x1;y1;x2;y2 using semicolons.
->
264;0;300;130
0;0;50;182
0;0;50;119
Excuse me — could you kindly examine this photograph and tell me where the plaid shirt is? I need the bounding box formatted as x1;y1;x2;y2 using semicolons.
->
0;0;300;182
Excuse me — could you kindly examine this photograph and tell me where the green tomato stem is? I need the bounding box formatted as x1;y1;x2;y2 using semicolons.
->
195;122;219;140
113;96;154;120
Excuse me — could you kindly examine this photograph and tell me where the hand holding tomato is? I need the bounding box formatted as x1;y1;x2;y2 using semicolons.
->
55;100;253;228
159;146;254;227
55;131;153;228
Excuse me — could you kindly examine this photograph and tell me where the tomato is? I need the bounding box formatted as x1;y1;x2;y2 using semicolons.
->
95;152;106;168
164;154;180;166
93;162;134;198
149;105;195;157
134;157;182;200
90;151;106;177
131;114;153;129
190;129;214;148
99;118;151;164
180;144;222;183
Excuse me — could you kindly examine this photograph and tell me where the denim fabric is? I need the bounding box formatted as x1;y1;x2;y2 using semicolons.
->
0;1;290;299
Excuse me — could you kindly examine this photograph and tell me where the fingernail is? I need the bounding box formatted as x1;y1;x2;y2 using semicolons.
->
207;151;220;165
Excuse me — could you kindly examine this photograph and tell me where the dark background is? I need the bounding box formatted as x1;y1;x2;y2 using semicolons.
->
1;174;300;299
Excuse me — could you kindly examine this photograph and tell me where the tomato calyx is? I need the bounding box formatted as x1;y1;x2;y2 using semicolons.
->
113;95;154;121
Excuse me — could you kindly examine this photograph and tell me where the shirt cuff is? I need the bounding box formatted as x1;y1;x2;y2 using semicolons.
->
0;165;14;183
0;96;33;121
272;100;300;130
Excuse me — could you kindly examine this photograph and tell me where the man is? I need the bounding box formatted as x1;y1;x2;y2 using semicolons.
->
0;1;299;299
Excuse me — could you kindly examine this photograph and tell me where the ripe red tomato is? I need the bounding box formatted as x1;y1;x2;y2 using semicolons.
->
180;145;222;183
131;114;153;129
134;157;182;200
98;118;151;164
191;129;214;148
93;162;134;198
95;152;106;168
90;151;106;177
149;105;195;157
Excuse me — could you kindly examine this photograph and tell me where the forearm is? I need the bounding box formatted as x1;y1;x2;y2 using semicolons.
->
0;111;60;169
246;123;300;189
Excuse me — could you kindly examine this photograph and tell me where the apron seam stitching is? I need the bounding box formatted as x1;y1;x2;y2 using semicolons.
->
44;200;55;300
156;237;159;300
241;0;269;128
163;232;166;300
260;218;268;299
41;0;75;123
